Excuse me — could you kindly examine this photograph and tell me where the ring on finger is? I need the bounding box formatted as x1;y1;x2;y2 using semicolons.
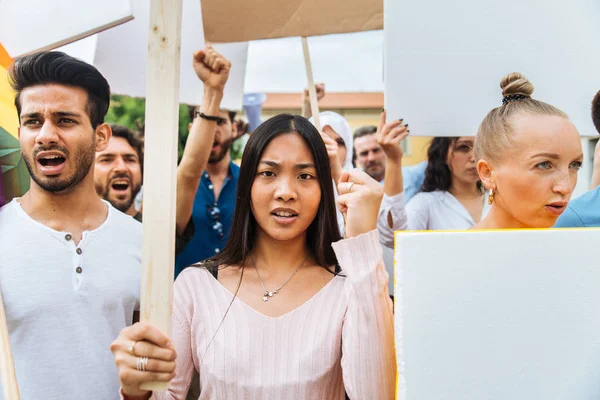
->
128;341;138;356
136;356;149;372
347;181;355;193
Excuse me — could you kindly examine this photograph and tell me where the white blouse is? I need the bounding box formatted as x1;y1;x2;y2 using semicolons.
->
377;190;491;249
405;190;491;231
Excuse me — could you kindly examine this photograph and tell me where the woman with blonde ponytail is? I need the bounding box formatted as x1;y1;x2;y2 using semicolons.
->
473;72;584;229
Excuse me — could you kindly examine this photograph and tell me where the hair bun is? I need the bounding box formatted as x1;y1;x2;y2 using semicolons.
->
500;72;534;98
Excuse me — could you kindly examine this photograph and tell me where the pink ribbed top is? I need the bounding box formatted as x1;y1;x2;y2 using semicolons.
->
148;230;396;400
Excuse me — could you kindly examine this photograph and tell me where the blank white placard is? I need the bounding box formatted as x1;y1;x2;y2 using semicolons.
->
59;0;248;110
95;0;247;110
395;228;600;399
0;0;133;57
384;0;600;136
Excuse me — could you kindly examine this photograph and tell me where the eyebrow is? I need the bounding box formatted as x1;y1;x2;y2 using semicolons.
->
530;152;584;161
530;153;560;160
20;111;82;120
98;152;138;158
259;160;315;169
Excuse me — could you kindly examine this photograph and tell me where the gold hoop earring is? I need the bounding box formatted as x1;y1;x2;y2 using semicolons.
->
488;188;495;205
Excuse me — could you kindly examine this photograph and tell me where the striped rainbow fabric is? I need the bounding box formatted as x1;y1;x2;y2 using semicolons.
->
0;42;28;206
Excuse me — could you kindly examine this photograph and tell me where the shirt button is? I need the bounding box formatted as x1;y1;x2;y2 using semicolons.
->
208;184;213;189
65;234;72;241
76;248;82;255
76;266;83;274
215;248;220;253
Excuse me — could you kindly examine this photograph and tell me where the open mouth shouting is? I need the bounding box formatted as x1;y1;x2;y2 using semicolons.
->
36;151;67;176
271;207;299;225
109;176;132;196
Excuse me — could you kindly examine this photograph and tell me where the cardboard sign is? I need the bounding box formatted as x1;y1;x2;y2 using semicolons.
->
395;228;600;399
59;0;248;110
384;0;600;136
0;0;132;57
201;0;383;43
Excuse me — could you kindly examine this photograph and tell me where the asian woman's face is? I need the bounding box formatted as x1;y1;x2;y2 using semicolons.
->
482;114;583;228
250;132;322;242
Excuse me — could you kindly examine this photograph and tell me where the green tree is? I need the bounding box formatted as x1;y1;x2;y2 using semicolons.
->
105;95;192;161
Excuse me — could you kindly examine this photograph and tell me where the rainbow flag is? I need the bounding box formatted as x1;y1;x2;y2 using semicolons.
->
0;42;29;206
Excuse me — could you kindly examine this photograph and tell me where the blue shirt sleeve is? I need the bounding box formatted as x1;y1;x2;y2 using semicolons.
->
402;161;427;203
554;206;586;228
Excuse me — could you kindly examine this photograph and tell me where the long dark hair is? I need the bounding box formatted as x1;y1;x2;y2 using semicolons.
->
421;137;483;193
208;114;341;270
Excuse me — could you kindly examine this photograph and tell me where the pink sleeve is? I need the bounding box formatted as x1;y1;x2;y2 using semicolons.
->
147;273;198;400
332;229;397;400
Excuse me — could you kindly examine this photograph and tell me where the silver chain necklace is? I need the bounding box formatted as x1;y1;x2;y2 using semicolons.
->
253;255;308;302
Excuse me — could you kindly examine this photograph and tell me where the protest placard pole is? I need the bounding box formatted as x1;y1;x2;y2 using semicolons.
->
0;288;20;399
301;37;321;130
138;0;183;391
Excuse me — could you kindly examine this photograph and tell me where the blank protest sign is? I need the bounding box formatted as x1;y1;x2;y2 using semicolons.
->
0;0;133;57
384;0;600;136
395;229;600;399
57;0;249;110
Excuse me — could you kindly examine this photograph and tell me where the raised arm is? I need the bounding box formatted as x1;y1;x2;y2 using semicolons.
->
176;46;230;234
301;83;325;118
335;170;396;399
376;110;410;247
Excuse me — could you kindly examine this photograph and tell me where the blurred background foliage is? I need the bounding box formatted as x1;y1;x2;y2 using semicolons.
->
105;95;244;162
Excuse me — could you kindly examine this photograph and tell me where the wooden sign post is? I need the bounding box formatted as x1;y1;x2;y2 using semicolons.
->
301;37;321;131
138;0;183;391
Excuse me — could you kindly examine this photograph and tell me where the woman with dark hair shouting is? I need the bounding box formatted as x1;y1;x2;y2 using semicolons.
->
111;114;396;400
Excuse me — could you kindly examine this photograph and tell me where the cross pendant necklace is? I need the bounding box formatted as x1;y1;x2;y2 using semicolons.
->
253;255;308;302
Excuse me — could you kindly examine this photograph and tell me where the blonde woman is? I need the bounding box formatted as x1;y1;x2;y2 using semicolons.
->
473;73;583;229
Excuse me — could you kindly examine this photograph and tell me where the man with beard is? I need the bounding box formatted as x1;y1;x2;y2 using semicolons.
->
94;125;195;256
94;124;143;217
174;101;240;276
353;124;427;203
0;51;141;399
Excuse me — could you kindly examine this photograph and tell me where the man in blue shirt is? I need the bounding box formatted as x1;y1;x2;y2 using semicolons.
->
174;103;242;277
555;89;600;227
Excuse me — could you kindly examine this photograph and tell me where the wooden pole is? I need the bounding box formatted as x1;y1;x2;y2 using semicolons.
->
0;288;20;399
301;37;321;131
139;0;183;392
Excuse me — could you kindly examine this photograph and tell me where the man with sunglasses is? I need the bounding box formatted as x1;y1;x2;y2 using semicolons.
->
174;51;244;278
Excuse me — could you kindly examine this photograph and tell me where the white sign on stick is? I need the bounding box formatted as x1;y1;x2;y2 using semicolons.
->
384;0;600;136
58;0;248;110
0;0;133;57
61;0;248;110
395;228;600;399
